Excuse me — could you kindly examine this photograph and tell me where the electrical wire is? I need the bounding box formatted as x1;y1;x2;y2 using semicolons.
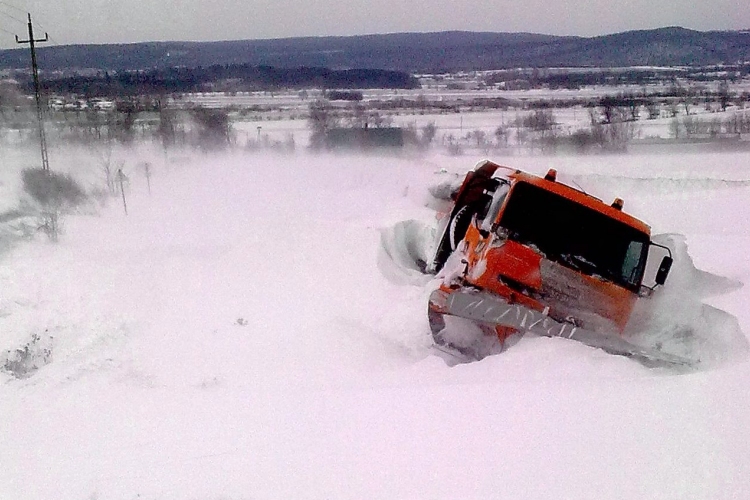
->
0;10;65;48
0;0;67;46
21;15;65;46
0;16;20;48
0;1;26;15
0;2;25;47
0;24;17;37
0;2;66;46
0;7;24;26
36;26;63;47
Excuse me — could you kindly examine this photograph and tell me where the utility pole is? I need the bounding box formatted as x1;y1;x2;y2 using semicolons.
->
16;14;57;241
16;14;50;172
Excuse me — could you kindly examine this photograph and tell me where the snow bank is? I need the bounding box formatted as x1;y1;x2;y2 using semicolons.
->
378;168;749;370
377;219;435;285
627;234;748;368
2;148;750;500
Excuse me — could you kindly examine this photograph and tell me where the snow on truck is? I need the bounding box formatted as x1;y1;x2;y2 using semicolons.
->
427;160;691;366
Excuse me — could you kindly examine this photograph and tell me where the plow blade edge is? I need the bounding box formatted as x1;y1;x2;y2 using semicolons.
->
428;287;694;367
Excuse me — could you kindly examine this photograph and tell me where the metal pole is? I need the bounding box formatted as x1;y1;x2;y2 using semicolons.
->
144;162;151;195
16;14;50;172
118;169;128;215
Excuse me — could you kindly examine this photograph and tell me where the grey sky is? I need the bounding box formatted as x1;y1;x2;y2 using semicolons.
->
0;0;748;50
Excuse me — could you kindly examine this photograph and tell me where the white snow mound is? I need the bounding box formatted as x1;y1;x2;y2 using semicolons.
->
379;219;748;369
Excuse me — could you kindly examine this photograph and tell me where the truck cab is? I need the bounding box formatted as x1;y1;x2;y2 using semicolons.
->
430;160;672;340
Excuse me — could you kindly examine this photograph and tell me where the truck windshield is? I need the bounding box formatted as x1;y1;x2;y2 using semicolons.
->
498;181;649;291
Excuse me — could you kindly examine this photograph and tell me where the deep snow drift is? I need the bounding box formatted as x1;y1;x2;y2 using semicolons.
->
2;147;750;500
381;219;748;367
380;167;749;368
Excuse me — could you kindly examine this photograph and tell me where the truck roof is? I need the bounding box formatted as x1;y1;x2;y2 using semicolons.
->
506;169;651;236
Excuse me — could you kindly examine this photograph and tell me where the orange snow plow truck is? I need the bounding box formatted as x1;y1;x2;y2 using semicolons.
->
427;160;688;366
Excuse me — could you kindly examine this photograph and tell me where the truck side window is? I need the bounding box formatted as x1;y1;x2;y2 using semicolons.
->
481;182;510;234
622;240;644;285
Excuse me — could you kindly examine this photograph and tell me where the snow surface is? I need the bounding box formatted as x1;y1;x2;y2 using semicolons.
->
2;146;750;500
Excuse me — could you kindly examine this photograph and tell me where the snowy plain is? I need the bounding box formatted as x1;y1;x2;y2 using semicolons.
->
2;141;750;499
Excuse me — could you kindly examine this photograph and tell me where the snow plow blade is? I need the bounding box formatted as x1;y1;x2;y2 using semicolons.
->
428;287;696;368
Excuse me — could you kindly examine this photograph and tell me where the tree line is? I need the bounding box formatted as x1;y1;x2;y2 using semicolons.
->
30;64;420;98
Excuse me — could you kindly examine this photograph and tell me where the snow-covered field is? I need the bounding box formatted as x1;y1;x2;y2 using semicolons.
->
2;144;750;499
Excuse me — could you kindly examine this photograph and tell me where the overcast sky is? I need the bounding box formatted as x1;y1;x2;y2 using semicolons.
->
0;0;748;50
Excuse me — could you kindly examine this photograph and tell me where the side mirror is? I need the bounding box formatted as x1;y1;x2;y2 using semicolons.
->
655;256;673;286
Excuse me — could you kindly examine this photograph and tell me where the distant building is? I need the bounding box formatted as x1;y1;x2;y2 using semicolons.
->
48;98;64;111
499;79;532;91
91;98;115;111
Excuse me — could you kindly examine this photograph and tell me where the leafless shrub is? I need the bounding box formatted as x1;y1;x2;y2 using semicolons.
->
646;102;661;120
726;110;750;134
469;129;492;154
679;111;750;137
669;117;681;139
589;107;638;152
494;124;509;148
569;129;600;153
421;122;437;147
343;102;392;129
521;109;556;132
190;107;233;151
96;145;119;195
443;134;463;156
157;104;178;151
22;168;86;208
2;333;53;379
308;99;339;149
247;132;296;153
21;168;87;241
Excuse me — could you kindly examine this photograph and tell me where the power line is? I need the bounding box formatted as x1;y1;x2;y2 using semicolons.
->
0;24;17;37
0;2;64;44
0;17;21;47
0;8;26;46
0;4;29;47
18;16;64;46
1;8;65;48
26;26;62;46
0;1;26;15
38;29;63;47
0;7;25;26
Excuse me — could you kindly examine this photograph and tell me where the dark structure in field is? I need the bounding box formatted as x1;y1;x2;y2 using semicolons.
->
325;127;405;150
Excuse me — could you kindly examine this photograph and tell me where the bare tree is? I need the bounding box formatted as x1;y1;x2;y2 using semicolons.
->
443;133;463;156
718;80;731;112
600;97;616;124
669;118;681;139
645;101;661;120
308;99;338;149
667;102;679;118
682;114;697;137
469;129;491;154
421;122;437;147
523;109;556;133
588;107;637;151
494;124;509;148
157;101;178;152
21;168;87;241
190;107;232;151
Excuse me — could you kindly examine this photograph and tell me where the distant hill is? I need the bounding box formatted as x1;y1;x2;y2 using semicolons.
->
1;27;749;74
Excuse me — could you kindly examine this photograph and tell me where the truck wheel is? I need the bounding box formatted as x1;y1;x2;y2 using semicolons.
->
449;205;473;250
431;204;476;274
